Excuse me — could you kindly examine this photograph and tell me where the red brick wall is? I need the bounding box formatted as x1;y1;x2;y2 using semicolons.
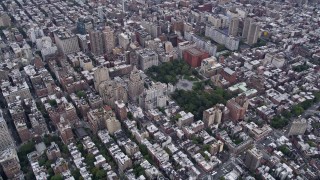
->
183;49;209;67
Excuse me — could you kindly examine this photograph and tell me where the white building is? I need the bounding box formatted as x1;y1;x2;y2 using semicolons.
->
54;28;80;55
0;110;14;152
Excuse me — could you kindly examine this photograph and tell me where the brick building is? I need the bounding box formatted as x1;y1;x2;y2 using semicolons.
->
226;94;249;121
115;101;127;121
221;67;237;84
183;48;209;67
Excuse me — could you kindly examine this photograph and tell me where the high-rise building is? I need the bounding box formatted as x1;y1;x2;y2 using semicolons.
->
242;17;260;45
57;117;74;144
114;101;127;121
93;66;110;91
247;22;260;45
139;82;172;110
288;118;307;136
245;147;263;171
77;34;89;53
136;49;159;70
14;118;31;143
77;17;92;35
87;107;113;134
97;6;104;20
200;56;222;77
141;20;161;38
228;17;239;37
54;28;80;55
77;18;86;35
102;26;115;54
205;25;240;51
0;13;11;27
203;105;223;127
183;47;209;67
89;30;104;56
242;17;252;39
0;148;21;179
98;77;128;107
177;111;194;128
128;66;144;101
226;94;249;121
106;116;121;135
119;33;131;50
210;140;224;155
0;110;14;152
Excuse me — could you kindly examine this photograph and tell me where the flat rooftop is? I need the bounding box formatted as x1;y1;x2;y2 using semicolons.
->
187;48;203;56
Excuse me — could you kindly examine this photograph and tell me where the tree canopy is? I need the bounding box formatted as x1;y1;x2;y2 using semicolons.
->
50;175;63;180
146;60;193;85
172;81;235;120
77;90;87;99
48;99;57;107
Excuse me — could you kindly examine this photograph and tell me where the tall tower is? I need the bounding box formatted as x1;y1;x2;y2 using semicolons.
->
245;147;263;171
247;22;260;45
0;110;14;152
97;7;104;20
242;17;252;39
102;26;115;54
94;66;110;91
0;148;21;179
122;0;125;13
106;116;121;135
77;17;86;35
89;29;104;56
128;66;144;102
288;118;307;136
228;17;239;37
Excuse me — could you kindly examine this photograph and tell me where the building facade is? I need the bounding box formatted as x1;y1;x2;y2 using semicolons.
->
226;94;249;121
89;30;104;56
54;29;80;55
0;110;14;152
245;147;263;171
128;66;144;102
102;26;115;54
93;66;110;91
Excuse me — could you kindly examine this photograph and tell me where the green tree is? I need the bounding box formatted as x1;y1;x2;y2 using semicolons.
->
95;169;107;179
291;105;304;116
191;135;203;144
25;171;35;180
270;116;288;129
90;167;99;177
314;92;320;102
202;144;211;152
171;85;234;120
139;144;148;156
85;154;95;167
281;110;292;119
48;99;57;107
77;143;84;153
172;113;182;122
146;60;193;85
61;145;69;154
300;100;312;110
18;141;36;173
127;112;133;119
45;160;52;169
50;175;63;180
133;164;145;177
38;155;47;166
77;91;87;99
278;145;291;156
72;169;81;179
